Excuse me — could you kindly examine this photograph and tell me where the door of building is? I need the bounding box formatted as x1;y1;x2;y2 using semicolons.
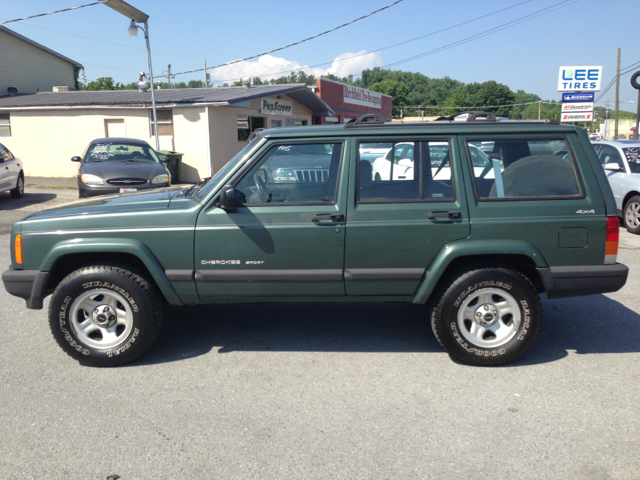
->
105;119;126;138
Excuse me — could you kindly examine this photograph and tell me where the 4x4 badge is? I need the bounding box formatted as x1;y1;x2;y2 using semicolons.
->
576;209;595;214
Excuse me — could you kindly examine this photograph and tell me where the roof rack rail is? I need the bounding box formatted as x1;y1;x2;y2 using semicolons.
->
434;111;497;122
344;114;385;128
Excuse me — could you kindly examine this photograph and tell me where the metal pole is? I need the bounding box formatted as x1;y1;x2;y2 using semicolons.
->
168;64;171;89
636;90;640;140
614;48;621;140
204;61;208;88
538;100;541;120
143;20;159;151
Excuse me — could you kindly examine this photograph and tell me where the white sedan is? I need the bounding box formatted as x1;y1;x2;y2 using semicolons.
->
370;142;495;181
0;143;24;198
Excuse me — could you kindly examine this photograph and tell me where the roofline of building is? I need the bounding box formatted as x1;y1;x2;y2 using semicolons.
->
0;26;83;69
0;85;335;116
318;77;393;98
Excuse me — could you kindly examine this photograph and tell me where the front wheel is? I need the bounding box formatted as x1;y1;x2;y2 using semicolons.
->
48;265;163;367
10;173;24;198
623;195;640;234
431;267;542;366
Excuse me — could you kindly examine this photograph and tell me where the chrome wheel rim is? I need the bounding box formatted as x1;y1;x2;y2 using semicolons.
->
70;289;134;349
626;202;640;228
457;287;521;348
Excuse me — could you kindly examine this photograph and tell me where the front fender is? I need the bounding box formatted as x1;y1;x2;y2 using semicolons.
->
40;238;182;306
412;239;548;304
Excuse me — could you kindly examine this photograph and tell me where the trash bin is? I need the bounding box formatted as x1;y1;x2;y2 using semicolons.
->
156;150;183;184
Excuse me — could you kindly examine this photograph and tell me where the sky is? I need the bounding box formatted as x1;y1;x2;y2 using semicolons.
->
1;0;638;113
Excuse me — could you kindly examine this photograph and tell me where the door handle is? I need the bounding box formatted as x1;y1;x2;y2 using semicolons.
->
428;211;461;220
312;214;345;222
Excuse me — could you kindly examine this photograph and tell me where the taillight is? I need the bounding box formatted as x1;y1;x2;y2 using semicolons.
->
605;216;619;264
15;234;22;265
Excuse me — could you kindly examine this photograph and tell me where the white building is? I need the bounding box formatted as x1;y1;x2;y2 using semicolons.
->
0;84;334;182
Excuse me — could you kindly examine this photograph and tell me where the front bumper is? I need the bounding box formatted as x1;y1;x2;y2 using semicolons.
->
537;263;629;299
2;268;50;309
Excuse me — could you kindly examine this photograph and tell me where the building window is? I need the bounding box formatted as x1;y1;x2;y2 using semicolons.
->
285;118;308;127
0;114;11;137
271;120;282;128
238;116;265;142
150;109;173;136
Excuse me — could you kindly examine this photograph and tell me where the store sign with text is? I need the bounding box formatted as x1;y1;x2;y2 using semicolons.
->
558;66;603;92
343;86;382;109
561;112;594;123
260;98;293;116
561;102;594;113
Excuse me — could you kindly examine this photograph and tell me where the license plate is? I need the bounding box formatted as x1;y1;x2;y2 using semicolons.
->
119;188;137;193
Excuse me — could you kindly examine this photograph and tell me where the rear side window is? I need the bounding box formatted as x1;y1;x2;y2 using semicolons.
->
358;140;454;203
466;138;583;200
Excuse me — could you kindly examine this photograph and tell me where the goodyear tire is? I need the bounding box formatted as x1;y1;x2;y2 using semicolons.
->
48;265;163;367
623;195;640;234
431;267;541;366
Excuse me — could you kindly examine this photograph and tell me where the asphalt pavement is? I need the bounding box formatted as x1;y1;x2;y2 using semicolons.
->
1;186;640;479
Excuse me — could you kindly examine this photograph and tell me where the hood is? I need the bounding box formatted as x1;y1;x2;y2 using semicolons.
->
81;161;168;182
25;188;179;222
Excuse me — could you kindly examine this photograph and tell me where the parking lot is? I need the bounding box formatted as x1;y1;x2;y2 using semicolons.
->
1;186;639;479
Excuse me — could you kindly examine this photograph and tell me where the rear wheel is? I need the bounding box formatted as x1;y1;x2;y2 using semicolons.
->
9;173;24;198
48;265;163;367
431;267;542;366
623;195;640;234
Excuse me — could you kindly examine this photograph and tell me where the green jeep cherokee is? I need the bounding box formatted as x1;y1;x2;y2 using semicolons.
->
2;112;629;367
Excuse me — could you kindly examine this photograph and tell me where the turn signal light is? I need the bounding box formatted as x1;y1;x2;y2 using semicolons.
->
15;234;22;265
605;216;619;265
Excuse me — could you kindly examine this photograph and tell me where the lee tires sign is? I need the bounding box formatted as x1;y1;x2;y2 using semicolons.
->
558;66;603;92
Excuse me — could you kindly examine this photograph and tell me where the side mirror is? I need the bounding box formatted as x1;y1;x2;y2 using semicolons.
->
604;163;623;172
218;185;237;210
71;156;82;162
397;158;413;168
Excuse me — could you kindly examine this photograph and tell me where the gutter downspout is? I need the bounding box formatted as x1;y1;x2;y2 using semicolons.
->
206;106;212;177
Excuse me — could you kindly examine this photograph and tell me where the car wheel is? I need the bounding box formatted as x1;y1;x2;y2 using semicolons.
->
374;173;381;182
431;267;542;366
10;173;24;198
623;195;640;234
48;265;163;367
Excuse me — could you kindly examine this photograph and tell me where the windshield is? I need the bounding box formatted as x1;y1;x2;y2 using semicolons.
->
624;147;640;173
194;136;261;200
84;142;160;163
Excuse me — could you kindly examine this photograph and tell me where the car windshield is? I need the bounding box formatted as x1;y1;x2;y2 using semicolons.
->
623;147;640;173
194;136;261;200
84;142;160;163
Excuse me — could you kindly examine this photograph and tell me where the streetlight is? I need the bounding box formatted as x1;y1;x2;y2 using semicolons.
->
101;0;159;150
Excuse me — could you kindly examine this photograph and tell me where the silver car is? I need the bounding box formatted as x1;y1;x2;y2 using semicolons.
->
592;140;640;233
0;142;24;198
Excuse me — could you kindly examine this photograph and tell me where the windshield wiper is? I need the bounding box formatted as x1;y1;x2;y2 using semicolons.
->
180;177;211;197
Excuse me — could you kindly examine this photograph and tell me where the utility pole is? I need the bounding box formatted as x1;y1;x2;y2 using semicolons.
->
204;61;208;88
604;100;611;140
538;100;541;120
614;48;621;139
167;64;171;88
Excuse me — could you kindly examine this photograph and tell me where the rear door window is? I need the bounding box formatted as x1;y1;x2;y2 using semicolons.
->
358;140;454;203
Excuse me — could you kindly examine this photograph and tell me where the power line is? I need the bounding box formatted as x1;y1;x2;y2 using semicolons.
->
171;0;405;77
383;0;578;69
595;60;640;103
0;1;106;25
8;21;204;61
209;0;576;86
